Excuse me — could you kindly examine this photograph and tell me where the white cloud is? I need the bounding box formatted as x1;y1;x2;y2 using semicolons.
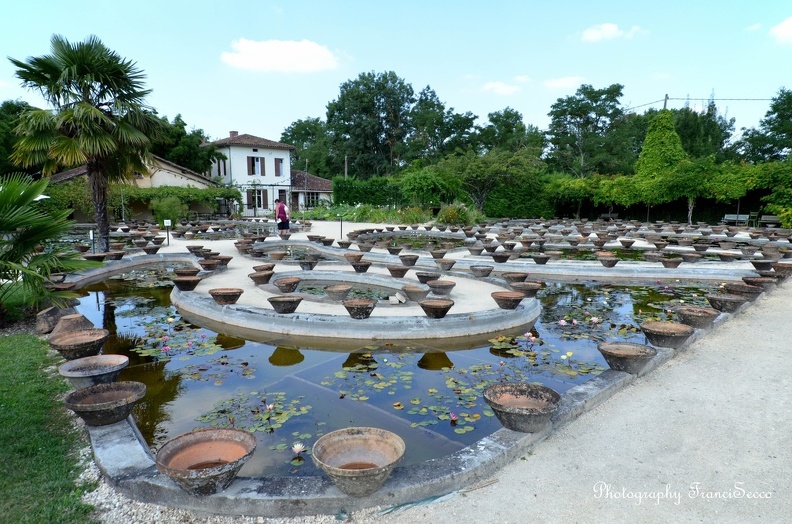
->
581;23;644;42
543;76;585;90
745;22;762;32
481;81;521;95
220;38;338;72
514;75;531;84
770;17;792;44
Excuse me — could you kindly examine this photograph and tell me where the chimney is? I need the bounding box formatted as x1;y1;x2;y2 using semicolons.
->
229;131;238;138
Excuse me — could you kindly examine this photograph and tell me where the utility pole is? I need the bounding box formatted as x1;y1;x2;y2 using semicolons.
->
344;155;348;180
663;94;669;110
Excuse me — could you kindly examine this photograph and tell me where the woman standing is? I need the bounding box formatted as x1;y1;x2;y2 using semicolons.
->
274;199;290;236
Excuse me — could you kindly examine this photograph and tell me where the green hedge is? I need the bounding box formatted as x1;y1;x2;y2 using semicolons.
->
333;177;404;206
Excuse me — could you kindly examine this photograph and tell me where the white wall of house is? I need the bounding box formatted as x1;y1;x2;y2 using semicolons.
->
212;146;292;217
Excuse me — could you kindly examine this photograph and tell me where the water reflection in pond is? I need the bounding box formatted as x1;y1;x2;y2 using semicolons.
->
74;267;716;477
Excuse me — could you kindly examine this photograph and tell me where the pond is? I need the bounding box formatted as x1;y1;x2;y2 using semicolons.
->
74;265;716;477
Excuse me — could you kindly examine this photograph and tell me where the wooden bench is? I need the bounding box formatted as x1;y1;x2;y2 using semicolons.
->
599;213;619;221
760;215;780;226
721;214;748;225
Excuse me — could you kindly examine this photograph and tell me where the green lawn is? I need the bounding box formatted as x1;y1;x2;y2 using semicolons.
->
0;334;97;523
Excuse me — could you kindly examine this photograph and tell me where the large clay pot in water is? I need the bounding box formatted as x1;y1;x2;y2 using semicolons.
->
597;342;656;375
64;381;146;426
49;328;110;361
674;306;720;329
156;428;257;496
640;321;694;349
312;427;405;497
483;383;561;433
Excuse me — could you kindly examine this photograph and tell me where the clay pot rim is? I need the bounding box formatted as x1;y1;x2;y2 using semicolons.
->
267;295;303;302
156;427;257;474
418;298;455;307
64;381;146;412
640;321;694;336
483;383;561;416
50;328;110;348
342;298;377;306
311;427;405;474
208;288;244;295
491;291;526;299
58;354;129;378
675;306;720;318
426;280;456;286
597;342;656;358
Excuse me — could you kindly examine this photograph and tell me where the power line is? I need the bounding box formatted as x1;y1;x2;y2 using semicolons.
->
625;96;773;113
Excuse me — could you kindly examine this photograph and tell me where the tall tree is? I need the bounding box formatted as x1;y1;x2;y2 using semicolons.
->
0;100;36;176
474;107;545;153
9;34;161;251
736;88;792;162
326;71;415;178
546;83;626;177
280;117;333;178
406;86;477;162
150;114;224;174
672;100;735;161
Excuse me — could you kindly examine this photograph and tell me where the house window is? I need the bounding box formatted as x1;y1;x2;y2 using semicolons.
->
305;192;321;207
247;156;265;176
278;189;287;204
245;189;268;209
274;158;283;177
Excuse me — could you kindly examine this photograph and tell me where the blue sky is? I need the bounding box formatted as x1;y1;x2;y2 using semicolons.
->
2;1;790;144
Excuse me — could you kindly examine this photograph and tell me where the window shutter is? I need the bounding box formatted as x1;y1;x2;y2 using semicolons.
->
275;158;282;177
246;189;254;207
247;157;254;176
263;190;269;209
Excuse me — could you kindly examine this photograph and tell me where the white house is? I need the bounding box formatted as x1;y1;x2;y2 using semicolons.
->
290;169;333;211
207;131;295;217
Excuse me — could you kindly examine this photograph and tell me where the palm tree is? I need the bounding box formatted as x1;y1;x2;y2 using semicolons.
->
0;173;95;326
9;34;161;251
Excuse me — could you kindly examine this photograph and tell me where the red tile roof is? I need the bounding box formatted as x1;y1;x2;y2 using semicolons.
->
208;133;295;151
291;170;332;192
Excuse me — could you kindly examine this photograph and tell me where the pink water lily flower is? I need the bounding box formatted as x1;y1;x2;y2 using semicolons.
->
558;319;567;326
291;442;306;454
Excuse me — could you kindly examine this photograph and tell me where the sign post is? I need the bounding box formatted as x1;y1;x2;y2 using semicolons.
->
163;220;172;246
89;229;95;253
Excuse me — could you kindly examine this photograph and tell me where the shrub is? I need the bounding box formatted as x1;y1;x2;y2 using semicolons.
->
435;202;482;226
150;196;188;226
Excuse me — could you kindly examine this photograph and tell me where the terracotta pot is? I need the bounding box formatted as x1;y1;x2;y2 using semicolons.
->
660;258;682;268
483;383;561;433
208;288;243;305
426;279;456;296
469;265;494;278
252;263;276;272
356;243;373;253
491;252;511;263
415;271;441;284
387;246;403;255
197;259;220;271
430;249;447;260
741;276;776;292
248;271;274;285
418;299;454;319
342;298;376;319
156;428;257;496
324;284;352;301
491;291;525;309
598;257;619;268
706;293;747;313
267;295;303;314
58;354;129;390
434;258;456;271
597;342;656;375
141;246;161;255
172;276;202;291
174;268;201;277
509;281;542;297
750;260;773;271
49;328;110;360
532;253;550;265
724;282;763;301
398;254;419;267
83;253;106;262
268;251;288;261
299;260;318;271
64;381;146;426
386;265;410;278
675;306;720;329
344;252;365;264
273;277;301;293
501;272;529;283
312;427;405;497
350;261;371;273
640;321;694;349
214;255;233;267
402;285;430;302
